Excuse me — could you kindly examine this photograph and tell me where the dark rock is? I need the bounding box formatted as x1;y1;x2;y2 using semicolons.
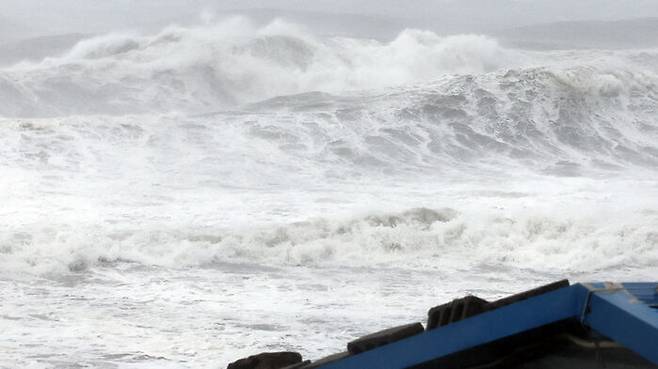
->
347;322;425;354
227;351;303;369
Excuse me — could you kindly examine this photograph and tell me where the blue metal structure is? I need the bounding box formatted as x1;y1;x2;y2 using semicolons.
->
582;283;658;364
313;282;658;369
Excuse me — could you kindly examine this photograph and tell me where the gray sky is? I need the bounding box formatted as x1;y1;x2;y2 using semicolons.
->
2;0;658;40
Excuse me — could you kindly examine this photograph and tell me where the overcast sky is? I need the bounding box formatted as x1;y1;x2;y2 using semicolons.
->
2;0;658;40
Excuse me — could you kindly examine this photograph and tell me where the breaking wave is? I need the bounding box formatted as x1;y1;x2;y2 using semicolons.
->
0;17;520;117
1;19;657;171
1;18;658;277
2;206;657;276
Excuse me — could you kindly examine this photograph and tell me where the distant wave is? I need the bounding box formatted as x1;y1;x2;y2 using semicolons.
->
0;19;657;172
250;65;658;172
2;17;658;278
0;17;520;117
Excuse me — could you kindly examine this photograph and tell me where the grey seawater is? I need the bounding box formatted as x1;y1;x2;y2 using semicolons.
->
2;109;658;369
3;249;656;369
2;21;658;369
0;261;620;369
3;175;658;369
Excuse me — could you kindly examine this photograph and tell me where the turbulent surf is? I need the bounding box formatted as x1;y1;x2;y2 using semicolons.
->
1;17;657;369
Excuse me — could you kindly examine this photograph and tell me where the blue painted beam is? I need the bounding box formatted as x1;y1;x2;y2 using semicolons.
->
310;283;658;369
622;282;658;307
582;283;658;365
318;285;585;369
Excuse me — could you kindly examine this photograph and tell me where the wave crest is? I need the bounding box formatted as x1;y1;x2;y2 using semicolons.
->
0;17;519;117
2;206;657;276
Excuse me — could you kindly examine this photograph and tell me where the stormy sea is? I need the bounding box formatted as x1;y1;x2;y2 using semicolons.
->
1;17;657;369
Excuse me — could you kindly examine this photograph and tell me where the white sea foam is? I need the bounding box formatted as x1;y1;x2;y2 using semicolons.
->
2;18;658;120
1;17;658;369
2;177;657;277
0;17;524;117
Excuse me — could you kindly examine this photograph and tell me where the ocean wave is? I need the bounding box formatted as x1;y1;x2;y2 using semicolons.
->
2;206;657;276
0;17;521;117
1;19;657;172
2;18;658;279
3;17;658;121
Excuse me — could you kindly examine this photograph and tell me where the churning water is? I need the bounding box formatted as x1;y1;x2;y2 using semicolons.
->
1;17;657;369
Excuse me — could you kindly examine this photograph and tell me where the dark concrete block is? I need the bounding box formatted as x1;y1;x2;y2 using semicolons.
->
485;280;570;311
280;360;311;369
227;351;303;369
426;280;570;331
304;352;351;369
427;295;488;330
347;322;425;354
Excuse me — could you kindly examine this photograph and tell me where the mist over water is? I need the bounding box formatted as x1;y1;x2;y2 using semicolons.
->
1;16;657;369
